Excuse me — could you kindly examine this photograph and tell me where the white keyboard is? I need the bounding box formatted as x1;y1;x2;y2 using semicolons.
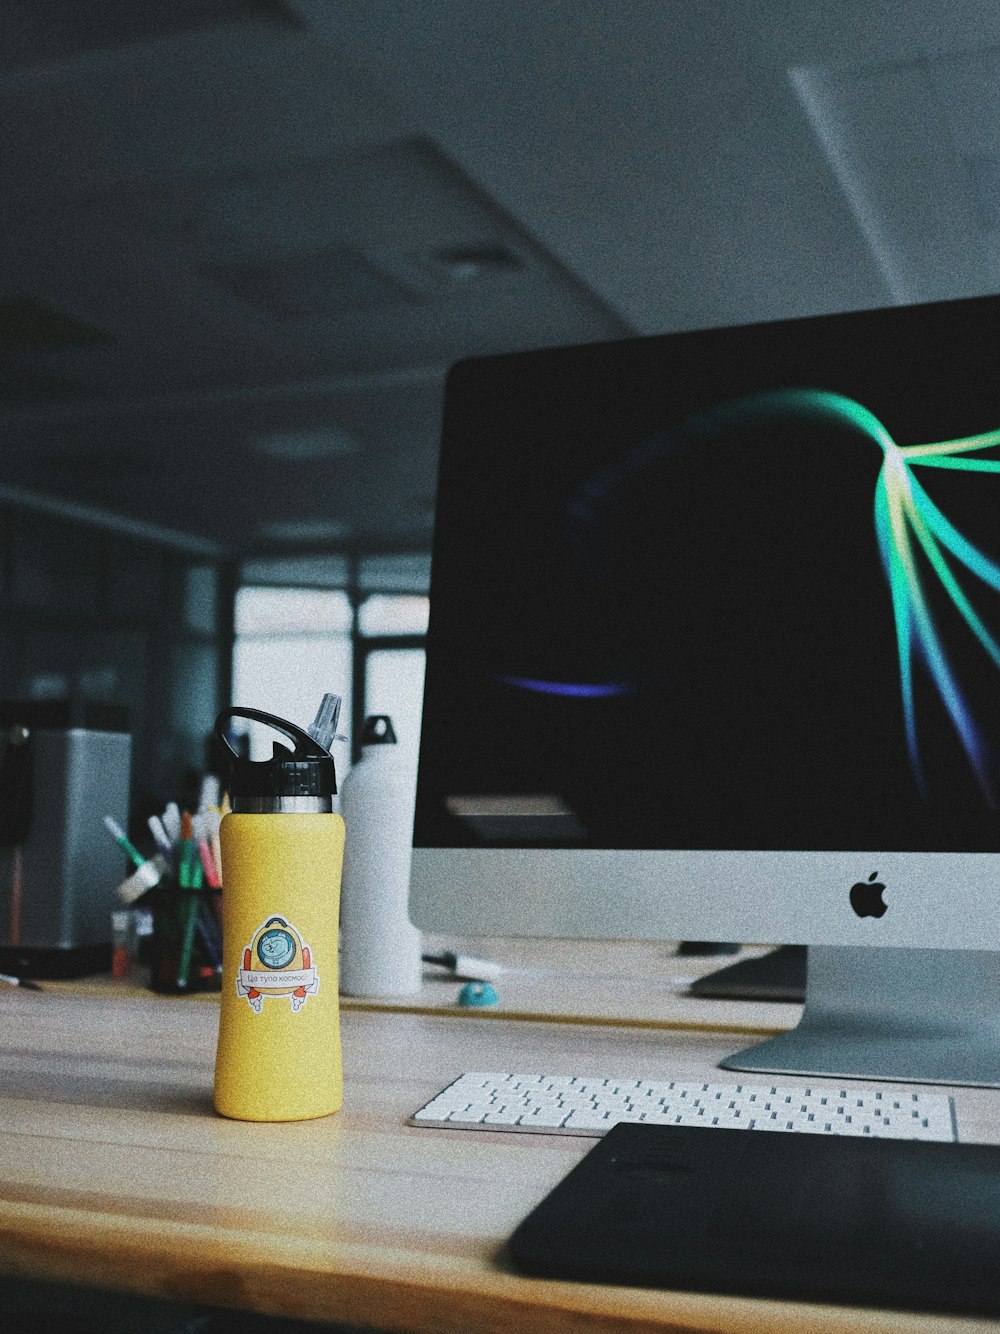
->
410;1072;958;1141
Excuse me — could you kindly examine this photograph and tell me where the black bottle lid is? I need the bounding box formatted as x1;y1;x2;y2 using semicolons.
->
360;715;397;745
214;707;337;799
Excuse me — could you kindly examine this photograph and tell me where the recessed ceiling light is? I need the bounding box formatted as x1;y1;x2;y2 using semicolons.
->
252;428;362;461
415;245;524;288
256;518;351;543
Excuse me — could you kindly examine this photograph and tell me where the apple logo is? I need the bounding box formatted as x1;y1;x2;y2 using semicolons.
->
849;871;888;918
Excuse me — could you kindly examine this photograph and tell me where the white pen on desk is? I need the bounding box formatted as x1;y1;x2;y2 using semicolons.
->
0;971;41;990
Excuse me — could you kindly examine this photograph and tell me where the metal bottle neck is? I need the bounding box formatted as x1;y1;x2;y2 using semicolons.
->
231;795;333;814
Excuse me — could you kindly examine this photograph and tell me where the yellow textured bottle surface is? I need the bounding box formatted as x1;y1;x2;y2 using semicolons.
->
214;811;345;1121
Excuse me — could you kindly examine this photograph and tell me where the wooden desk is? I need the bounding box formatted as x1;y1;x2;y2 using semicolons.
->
3;945;1000;1334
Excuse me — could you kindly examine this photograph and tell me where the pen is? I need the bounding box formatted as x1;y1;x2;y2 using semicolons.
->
177;811;197;889
422;951;505;981
147;814;174;861
161;802;182;846
102;815;145;870
0;971;41;990
105;815;169;900
116;861;166;905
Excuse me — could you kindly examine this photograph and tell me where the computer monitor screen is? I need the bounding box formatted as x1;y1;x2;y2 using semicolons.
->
410;295;1000;955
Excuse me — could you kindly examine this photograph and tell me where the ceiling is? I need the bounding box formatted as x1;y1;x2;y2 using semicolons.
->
3;0;1000;571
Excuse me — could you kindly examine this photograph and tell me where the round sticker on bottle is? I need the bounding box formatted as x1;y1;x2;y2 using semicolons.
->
236;915;319;1013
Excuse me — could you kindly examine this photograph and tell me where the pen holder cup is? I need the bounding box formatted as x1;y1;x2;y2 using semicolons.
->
149;881;223;994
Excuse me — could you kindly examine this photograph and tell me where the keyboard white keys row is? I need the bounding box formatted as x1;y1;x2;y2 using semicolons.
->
409;1072;958;1141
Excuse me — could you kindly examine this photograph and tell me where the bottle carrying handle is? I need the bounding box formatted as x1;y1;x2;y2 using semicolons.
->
215;707;331;763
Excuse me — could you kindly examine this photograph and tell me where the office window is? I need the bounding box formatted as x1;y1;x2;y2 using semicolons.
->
358;594;430;636
357;593;428;777
364;647;426;775
232;586;428;773
232;587;352;762
234;587;352;636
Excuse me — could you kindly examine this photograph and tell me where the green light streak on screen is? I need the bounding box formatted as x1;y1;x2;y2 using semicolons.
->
721;388;999;807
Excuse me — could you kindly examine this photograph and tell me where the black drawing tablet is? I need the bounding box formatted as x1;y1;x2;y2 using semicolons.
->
508;1122;1000;1317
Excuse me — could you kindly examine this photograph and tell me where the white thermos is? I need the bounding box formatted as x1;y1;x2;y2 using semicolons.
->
339;715;422;995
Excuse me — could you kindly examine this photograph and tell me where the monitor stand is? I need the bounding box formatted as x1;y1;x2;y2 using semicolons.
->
719;946;1000;1088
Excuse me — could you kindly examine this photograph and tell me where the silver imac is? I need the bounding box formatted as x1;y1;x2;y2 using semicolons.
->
410;295;1000;1086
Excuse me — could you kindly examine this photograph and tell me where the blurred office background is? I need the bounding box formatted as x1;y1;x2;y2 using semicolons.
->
3;0;1000;819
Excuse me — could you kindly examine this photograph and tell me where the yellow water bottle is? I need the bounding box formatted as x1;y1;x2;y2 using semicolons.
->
213;695;346;1121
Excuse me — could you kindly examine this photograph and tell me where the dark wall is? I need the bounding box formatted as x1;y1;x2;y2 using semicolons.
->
0;506;236;832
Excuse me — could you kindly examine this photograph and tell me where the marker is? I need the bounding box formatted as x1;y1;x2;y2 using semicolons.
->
102;815;145;870
147;814;174;860
116;860;166;905
161;802;182;846
177;812;198;888
105;814;168;903
192;811;221;889
422;951;505;981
